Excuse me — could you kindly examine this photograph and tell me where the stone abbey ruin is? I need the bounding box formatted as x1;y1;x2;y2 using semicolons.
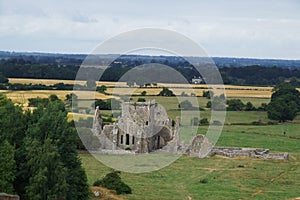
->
92;100;288;160
92;100;180;153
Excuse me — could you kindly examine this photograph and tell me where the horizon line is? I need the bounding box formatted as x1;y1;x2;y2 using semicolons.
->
1;49;300;61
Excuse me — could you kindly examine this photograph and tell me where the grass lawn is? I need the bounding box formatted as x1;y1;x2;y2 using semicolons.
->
81;153;300;200
80;120;300;200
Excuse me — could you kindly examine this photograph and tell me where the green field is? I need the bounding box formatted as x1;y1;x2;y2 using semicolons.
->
81;154;300;200
80;96;300;200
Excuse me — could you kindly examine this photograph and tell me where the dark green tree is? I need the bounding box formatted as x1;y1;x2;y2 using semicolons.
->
290;77;300;87
200;118;209;125
268;95;299;122
206;101;211;108
27;100;90;199
93;171;132;195
28;97;49;107
25;139;67;200
202;90;214;99
137;97;146;102
65;93;78;108
96;85;107;94
0;72;8;84
0;94;28;197
158;87;175;96
0;94;26;145
245;102;255;111
0;140;16;194
227;99;245;111
258;103;268;111
49;94;59;102
0;94;89;199
267;83;300;122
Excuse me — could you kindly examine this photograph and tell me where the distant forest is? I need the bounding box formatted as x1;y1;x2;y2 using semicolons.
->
1;54;300;86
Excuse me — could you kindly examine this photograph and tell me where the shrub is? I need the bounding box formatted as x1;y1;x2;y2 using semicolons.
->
141;91;147;96
96;85;107;94
227;99;245;111
158;87;175;96
199;178;208;184
137;97;146;102
93;179;103;186
28;97;49;107
93;171;132;195
202;90;213;99
245;102;256;111
200;118;209;125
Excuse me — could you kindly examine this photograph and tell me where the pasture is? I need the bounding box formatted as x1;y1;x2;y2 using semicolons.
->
81;117;300;200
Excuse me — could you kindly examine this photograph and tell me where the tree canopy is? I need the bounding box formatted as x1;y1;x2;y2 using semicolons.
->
0;72;8;84
158;87;175;96
0;140;16;194
267;83;300;122
0;94;89;199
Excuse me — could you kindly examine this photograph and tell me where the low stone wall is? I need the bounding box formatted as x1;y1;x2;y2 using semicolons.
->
0;193;20;200
209;147;289;160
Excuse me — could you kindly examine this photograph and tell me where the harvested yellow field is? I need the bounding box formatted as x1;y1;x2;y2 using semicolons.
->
109;82;274;98
7;78;298;99
107;87;272;98
0;90;113;106
224;89;272;98
0;90;72;105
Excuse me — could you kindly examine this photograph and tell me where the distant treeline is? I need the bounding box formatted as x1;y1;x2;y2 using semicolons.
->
1;58;300;86
221;66;300;86
5;83;74;90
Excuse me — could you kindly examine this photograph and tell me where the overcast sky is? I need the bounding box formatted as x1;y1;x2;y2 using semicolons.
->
1;0;300;59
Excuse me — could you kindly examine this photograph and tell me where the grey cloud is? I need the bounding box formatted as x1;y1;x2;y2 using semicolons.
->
0;0;300;59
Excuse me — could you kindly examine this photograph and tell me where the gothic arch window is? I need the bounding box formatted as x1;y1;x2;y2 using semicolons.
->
126;134;130;145
132;136;135;144
120;135;123;144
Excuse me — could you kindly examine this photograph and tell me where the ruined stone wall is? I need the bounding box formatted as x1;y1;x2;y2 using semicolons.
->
187;135;289;160
209;147;289;160
0;193;20;200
